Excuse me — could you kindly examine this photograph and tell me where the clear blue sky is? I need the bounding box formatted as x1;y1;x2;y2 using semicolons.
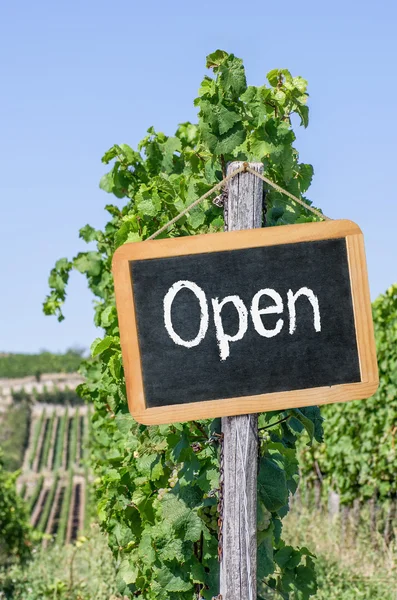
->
1;1;396;353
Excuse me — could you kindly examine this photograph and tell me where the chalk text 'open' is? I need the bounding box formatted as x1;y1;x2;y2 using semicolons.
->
163;280;321;361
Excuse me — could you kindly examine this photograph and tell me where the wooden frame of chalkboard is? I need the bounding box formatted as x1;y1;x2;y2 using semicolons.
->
112;219;378;425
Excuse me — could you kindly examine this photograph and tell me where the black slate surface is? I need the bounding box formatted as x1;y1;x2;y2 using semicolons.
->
130;237;361;408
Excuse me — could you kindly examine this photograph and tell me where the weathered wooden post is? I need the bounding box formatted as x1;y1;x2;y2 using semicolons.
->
220;161;264;600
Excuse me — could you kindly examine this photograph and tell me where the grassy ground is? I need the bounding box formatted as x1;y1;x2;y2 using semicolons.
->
0;524;125;600
284;507;397;599
2;500;396;599
0;401;30;471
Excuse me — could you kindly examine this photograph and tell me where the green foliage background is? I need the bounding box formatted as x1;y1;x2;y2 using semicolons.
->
0;524;122;600
44;50;326;599
0;452;32;567
300;284;397;508
0;350;84;379
0;401;30;472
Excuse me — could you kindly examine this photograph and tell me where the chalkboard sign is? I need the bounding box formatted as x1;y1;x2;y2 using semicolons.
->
112;220;378;424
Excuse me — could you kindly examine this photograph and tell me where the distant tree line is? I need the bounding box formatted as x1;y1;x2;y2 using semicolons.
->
0;348;85;379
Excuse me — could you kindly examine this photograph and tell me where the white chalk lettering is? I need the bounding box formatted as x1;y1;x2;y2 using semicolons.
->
163;281;322;359
163;280;209;348
287;287;321;335
211;295;248;361
250;288;284;338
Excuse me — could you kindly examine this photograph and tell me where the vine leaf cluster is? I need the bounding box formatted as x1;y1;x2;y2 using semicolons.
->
300;284;397;511
0;451;34;567
44;50;324;599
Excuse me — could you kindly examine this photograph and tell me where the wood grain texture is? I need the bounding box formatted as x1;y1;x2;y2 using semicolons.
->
112;217;378;426
220;162;263;600
346;234;378;384
113;218;362;263
221;415;258;599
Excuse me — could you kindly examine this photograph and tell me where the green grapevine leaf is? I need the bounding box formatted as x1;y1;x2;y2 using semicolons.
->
90;336;115;357
258;457;288;512
206;49;229;68
73;252;102;276
156;565;192;592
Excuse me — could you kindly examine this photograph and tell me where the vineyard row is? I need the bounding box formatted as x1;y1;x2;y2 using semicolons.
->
21;471;90;544
26;406;89;473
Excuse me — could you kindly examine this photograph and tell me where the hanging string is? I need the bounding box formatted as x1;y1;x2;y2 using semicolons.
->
146;164;246;241
146;162;331;241
244;165;329;222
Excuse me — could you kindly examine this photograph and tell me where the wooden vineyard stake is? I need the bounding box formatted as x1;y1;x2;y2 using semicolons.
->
219;162;263;600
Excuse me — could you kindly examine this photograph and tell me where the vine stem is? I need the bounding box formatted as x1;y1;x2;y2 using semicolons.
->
258;415;290;432
220;154;226;178
192;421;209;440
